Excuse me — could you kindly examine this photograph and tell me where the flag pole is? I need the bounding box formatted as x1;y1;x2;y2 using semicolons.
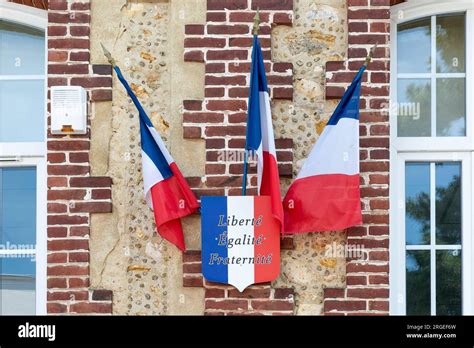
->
101;43;116;67
363;43;377;67
242;9;261;196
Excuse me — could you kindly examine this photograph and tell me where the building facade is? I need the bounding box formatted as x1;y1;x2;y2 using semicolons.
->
0;0;472;315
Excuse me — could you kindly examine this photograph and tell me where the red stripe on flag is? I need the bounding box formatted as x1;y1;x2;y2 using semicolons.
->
151;163;199;251
260;151;284;230
283;174;362;234
254;197;280;283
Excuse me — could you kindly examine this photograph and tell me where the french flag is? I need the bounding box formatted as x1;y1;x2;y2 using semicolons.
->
245;35;284;230
201;196;280;292
283;66;366;234
114;66;200;251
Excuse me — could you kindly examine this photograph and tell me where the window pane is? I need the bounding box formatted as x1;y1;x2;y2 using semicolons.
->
436;78;465;136
0;21;45;76
435;163;461;244
0;80;45;142
406;250;430;315
0;255;36;315
1;167;36;246
405;163;430;245
436;250;462;315
397;79;431;137
436;14;465;73
398;18;431;73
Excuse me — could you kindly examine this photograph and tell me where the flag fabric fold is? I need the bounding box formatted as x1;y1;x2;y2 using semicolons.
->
114;66;200;251
245;35;284;231
283;66;366;234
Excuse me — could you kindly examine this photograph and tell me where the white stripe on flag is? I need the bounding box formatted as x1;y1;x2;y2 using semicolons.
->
142;150;165;208
258;91;276;156
227;196;254;292
297;117;360;179
147;124;174;166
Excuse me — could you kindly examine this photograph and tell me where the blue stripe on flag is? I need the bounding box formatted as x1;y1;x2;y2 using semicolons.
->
114;66;173;179
140;117;173;179
201;196;228;284
245;35;268;151
326;66;365;126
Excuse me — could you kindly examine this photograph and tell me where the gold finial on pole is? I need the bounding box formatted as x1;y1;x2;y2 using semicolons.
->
252;8;261;35
364;43;378;67
101;43;116;67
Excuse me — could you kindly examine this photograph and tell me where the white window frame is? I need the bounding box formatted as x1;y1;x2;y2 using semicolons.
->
390;0;474;315
0;1;47;315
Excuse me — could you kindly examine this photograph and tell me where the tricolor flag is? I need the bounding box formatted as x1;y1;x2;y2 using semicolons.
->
283;66;366;234
244;34;283;230
114;66;200;251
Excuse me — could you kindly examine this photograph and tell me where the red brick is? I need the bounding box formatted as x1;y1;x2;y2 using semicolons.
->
69;177;112;187
205;87;225;98
47;303;67;313
184;38;226;48
205;299;248;310
349;9;390;20
185;24;205;35
70;202;112;213
370;199;389;210
183;127;202;139
48;140;89;151
205;126;246;137
48;252;67;263
48;278;68;289
325;300;366;312
206;100;247;111
48;165;89;176
91;189;112;200
228;288;271;298
48;153;66;163
183;275;203;287
69;277;90;288
48;290;88;301
347;288;389;299
69;252;90;263
48;265;89;276
205;288;226;298
92;289;113;301
346;262;389;273
68;152;89;163
206;63;226;73
369;300;389;311
207;49;248;61
347;275;367;286
71;2;91;10
48;0;67;10
48;239;89;251
273;12;292;25
70;226;90;237
70;77;112;88
70;26;90;37
48;226;68;238
183;263;202;274
48;25;67;37
48;12;90;24
205;75;247;86
47;215;88;225
252;0;293;10
183;100;203;111
70;302;112;314
48;203;68;213
70;51;90;62
207;12;227;22
251;299;294;311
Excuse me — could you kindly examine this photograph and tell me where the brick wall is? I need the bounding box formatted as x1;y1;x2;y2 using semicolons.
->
182;0;296;315
183;250;295;315
322;0;391;315
47;0;114;314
